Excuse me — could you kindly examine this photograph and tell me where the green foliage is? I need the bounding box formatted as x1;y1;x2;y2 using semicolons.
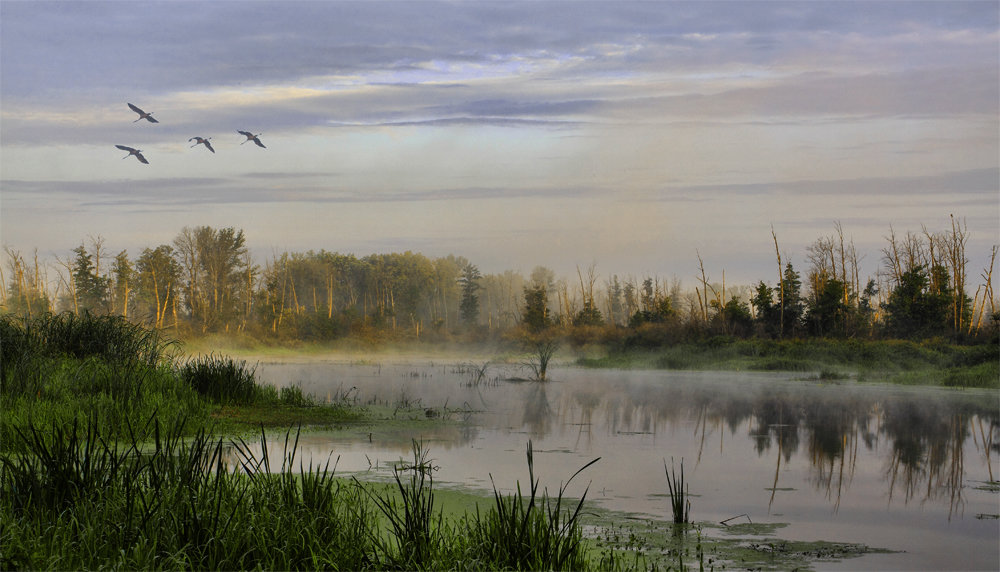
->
1;311;174;369
884;265;954;339
71;244;111;313
665;458;690;524
360;440;443;569
627;277;673;328
523;284;551;333
713;295;754;337
943;360;999;389
573;300;604;327
2;420;605;571
1;422;375;571
467;441;597;571
0;312;198;447
806;276;848;337
596;337;997;388
176;354;259;405
459;262;483;328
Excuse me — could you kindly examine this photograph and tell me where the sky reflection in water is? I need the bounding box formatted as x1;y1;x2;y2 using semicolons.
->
253;362;999;571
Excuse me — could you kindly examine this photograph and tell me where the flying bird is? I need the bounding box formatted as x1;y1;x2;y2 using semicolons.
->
127;103;158;123
115;145;149;164
189;136;215;153
238;130;266;148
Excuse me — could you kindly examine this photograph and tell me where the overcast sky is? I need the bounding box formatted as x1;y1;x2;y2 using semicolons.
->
2;1;997;287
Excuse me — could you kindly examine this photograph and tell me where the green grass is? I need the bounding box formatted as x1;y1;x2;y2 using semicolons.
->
2;417;603;571
578;337;1000;388
0;311;606;570
176;354;259;405
1;312;369;453
472;441;599;571
1;420;376;570
665;457;690;525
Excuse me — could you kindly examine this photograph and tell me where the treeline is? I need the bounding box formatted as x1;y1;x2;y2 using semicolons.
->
1;219;997;345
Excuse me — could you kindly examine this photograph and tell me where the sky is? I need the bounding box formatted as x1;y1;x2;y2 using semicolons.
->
2;0;998;289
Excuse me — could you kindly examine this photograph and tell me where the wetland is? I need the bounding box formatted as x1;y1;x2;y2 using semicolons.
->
253;358;1000;570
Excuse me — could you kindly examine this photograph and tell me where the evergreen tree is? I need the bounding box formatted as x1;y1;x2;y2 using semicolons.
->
71;244;110;313
523;284;550;333
458;262;482;327
806;275;847;336
751;281;778;336
780;263;804;336
883;265;952;338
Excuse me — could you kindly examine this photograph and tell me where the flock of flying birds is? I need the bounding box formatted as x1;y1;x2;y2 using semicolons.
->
115;102;266;164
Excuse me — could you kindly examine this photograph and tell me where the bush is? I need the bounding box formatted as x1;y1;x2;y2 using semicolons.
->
943;361;1000;389
177;355;258;405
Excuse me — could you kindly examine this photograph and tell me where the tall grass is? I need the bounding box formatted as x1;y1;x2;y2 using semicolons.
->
1;311;174;371
665;457;690;524
359;440;444;569
1;418;375;570
468;441;600;570
2;417;607;571
176;354;259;405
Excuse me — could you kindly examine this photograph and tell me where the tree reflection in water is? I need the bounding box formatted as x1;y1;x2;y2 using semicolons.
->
589;379;997;516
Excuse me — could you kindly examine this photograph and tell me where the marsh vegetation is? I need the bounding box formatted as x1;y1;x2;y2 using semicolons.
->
2;220;996;391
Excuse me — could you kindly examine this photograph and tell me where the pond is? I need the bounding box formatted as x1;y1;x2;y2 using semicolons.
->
253;359;999;571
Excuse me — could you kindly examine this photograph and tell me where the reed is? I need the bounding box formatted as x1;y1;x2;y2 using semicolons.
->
1;419;375;570
358;439;444;569
176;354;258;405
469;440;600;570
665;457;691;524
1;311;174;367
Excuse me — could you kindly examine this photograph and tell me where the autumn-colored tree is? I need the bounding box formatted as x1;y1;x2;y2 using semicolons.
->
135;245;180;329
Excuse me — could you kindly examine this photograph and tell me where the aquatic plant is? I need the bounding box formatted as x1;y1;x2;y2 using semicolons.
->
359;440;443;569
469;440;600;570
665;457;691;524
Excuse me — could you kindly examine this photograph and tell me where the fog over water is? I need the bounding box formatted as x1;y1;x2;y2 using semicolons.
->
249;361;999;571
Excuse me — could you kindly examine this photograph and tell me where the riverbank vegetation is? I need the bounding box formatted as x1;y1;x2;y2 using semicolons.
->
1;309;904;570
0;312;598;570
2;219;996;387
0;312;364;453
578;337;999;388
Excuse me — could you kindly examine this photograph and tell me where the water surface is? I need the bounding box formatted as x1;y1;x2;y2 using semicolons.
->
254;360;999;570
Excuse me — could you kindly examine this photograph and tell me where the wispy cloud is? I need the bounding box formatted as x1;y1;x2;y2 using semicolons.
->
2;1;997;282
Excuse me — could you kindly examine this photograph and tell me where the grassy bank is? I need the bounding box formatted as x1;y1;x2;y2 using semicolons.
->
578;337;1000;389
1;408;599;570
0;313;597;570
0;313;366;452
1;313;895;570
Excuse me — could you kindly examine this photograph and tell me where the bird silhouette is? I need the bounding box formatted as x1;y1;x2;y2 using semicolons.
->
189;137;215;153
115;145;149;164
127;103;158;123
238;130;266;148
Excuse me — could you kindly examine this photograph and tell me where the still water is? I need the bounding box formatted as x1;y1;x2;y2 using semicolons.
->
254;360;999;571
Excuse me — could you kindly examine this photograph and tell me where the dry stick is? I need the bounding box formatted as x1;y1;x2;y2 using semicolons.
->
975;246;997;335
697;251;709;324
968;285;982;336
772;226;784;337
0;259;7;305
720;514;752;526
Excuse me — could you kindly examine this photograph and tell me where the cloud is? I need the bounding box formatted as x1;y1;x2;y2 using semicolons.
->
659;167;999;200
